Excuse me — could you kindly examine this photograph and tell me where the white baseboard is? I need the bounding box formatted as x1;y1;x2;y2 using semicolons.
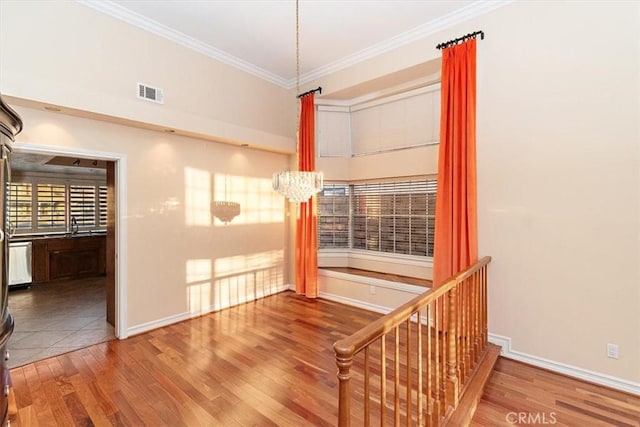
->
127;284;289;337
489;333;640;396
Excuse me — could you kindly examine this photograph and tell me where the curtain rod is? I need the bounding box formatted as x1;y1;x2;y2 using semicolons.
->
436;30;484;50
297;86;322;99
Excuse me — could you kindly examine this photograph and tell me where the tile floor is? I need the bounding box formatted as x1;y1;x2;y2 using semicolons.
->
7;276;115;369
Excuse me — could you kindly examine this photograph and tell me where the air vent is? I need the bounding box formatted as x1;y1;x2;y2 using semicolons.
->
137;83;164;104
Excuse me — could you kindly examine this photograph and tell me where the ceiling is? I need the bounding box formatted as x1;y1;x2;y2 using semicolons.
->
12;153;107;177
79;0;507;88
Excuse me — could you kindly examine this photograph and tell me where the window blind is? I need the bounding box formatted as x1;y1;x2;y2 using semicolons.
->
37;184;66;230
7;182;32;231
318;178;436;257
70;185;96;227
99;186;108;227
318;184;350;249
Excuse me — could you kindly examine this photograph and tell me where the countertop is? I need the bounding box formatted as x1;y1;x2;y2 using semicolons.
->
9;232;107;243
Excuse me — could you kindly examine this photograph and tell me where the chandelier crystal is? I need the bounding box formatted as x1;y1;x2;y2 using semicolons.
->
272;170;324;204
211;200;241;223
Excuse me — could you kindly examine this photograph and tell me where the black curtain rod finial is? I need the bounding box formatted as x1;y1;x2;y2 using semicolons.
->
297;86;322;99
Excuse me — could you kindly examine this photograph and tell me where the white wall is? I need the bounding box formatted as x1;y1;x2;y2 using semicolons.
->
0;0;295;153
2;0;638;389
12;106;290;333
310;0;640;387
476;0;640;386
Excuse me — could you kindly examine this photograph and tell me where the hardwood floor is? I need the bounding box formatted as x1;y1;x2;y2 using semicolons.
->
8;291;639;426
472;358;640;427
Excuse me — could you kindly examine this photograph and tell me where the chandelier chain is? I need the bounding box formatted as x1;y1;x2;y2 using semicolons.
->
295;0;300;159
271;0;324;203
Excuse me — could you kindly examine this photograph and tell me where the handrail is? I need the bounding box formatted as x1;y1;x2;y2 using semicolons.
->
334;256;491;358
333;256;492;426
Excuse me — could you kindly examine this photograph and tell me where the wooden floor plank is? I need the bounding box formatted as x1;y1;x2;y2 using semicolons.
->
472;357;640;427
8;291;639;426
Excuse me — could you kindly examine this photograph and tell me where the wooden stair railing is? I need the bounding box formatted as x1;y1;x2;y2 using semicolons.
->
333;256;494;426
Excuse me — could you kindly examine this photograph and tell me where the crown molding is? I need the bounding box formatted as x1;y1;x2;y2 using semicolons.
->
76;0;290;88
299;0;514;86
77;0;513;90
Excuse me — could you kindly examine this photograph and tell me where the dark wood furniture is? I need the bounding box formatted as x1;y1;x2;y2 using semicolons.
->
0;94;22;426
31;235;106;283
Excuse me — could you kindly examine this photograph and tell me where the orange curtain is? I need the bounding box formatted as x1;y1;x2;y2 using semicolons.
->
433;39;478;287
295;94;318;297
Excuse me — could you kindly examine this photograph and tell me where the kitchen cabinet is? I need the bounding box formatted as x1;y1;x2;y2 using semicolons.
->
30;235;106;283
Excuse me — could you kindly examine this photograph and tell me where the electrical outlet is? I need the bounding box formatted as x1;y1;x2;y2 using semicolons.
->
369;285;376;295
607;343;619;359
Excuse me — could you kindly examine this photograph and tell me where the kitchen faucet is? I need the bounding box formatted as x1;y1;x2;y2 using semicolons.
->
71;216;79;235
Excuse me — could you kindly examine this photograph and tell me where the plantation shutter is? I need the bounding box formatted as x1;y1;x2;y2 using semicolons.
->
37;184;66;230
69;185;97;227
7;182;33;231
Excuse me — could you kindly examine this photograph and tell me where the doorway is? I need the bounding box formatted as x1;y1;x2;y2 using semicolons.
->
6;144;126;368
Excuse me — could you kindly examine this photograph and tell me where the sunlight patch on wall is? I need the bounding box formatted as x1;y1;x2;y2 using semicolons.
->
186;259;212;315
185;167;211;226
213;250;285;309
214;174;284;226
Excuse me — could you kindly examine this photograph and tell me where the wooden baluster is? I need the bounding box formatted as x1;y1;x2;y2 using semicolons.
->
482;266;488;347
474;273;483;359
446;287;460;408
472;271;480;361
394;326;400;426
433;298;445;425
426;303;434;427
381;336;387;426
417;308;424;427
460;280;467;384
336;349;354;427
464;278;471;381
406;318;412;427
364;347;370;427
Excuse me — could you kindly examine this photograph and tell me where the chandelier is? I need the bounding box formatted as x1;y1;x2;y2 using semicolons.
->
272;0;323;203
272;170;323;203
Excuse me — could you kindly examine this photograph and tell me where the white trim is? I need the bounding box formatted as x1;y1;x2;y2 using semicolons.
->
350;83;441;112
317;105;351;113
350;249;433;269
299;1;514;85
77;0;513;89
318;268;426;295
115;156;128;338
489;333;640;396
11;143;129;339
128;284;289;336
76;0;289;88
319;291;394;315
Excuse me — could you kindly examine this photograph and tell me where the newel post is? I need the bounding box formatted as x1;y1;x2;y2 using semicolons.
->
335;348;354;427
446;286;460;407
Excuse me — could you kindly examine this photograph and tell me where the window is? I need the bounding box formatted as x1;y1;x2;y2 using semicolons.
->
37;184;66;230
318;178;436;257
318;184;350;248
70;185;97;227
7;180;107;235
7;183;32;231
99;186;108;227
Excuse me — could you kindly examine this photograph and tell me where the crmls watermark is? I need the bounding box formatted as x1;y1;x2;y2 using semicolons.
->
506;411;557;425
